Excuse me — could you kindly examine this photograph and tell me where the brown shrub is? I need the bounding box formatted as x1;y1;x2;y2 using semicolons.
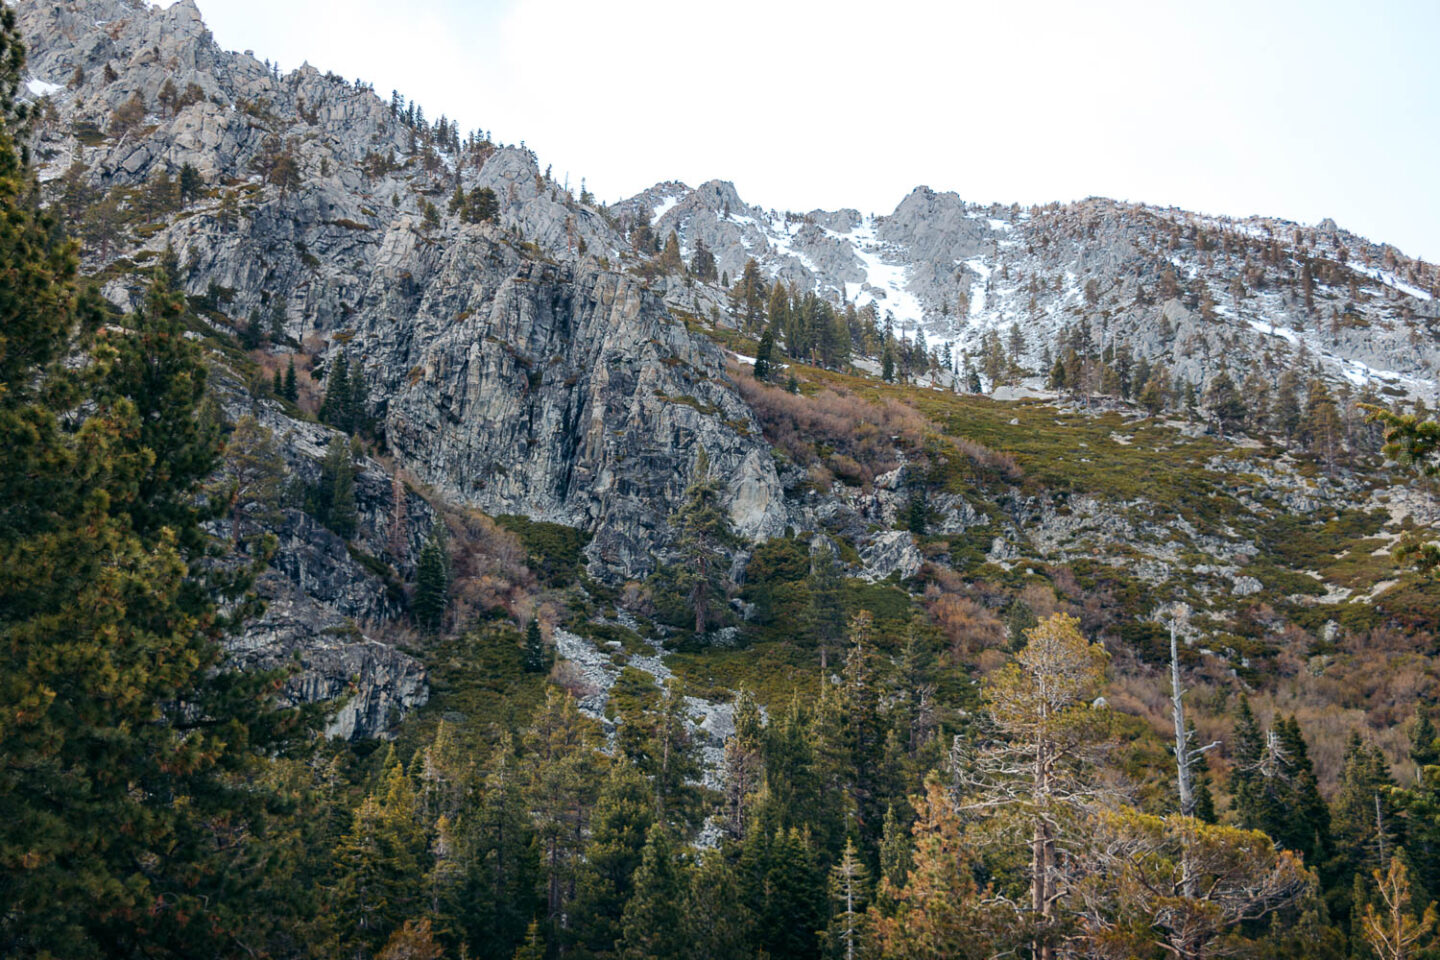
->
731;372;929;488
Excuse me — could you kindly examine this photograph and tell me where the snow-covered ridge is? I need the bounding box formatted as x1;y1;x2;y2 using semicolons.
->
623;179;1439;400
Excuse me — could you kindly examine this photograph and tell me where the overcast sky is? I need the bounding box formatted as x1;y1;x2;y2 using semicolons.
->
193;0;1440;259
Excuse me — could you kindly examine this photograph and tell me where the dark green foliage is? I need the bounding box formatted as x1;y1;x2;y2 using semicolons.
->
690;238;717;283
1412;710;1440;769
906;488;927;536
413;528;450;632
495;515;591;587
283;357;298;401
569;762;654;955
311;435;358;539
522;618;549;673
754;325;775;381
742;535;813;636
319;352;367;435
465;186;498;224
670;447;739;637
1204;370;1247;436
178;162;202;203
0;24;305;950
616;824;689;959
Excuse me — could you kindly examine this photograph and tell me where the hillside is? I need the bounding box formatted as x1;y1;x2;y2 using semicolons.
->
6;2;1440;957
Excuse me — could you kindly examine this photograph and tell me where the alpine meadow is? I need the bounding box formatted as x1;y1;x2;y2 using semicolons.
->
6;2;1440;958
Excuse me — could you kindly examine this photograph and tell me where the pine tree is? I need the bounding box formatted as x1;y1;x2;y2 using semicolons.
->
315;435;358;538
734;257;767;331
224;414;285;550
283;356;298;401
871;776;998;959
1204;370;1247;437
906;488;927;536
469;186;498;223
468;734;540;954
682;849;756;958
413;527;450;632
1359;856;1437;960
320;352;348;424
329;753;427;958
1412;711;1440;769
616;823;689;960
569;762;655;955
1;24;305;947
823;838;871;960
524;690;602;945
670;447;736;637
690;238;717;282
1333;733;1400;894
511;921;545;960
956;613;1110;959
522;616;549;673
657;230;684;274
754;325;775;381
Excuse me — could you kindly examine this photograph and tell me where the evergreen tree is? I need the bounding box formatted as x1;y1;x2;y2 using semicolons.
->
240;306;264;349
733;257;767;331
682;850;756;958
413;527;450;632
690;238;717;282
1333;734;1400;900
283;356;299;401
823;838;871;960
881;344;895;383
1412;711;1440;769
871;776;998;959
468;186;498;223
522;617;549;673
511;921;545;960
755;325;775;381
1205;370;1247;436
905;488;927;536
466;734;539;955
524;690;602;945
314;435;358;538
809;541;847;665
616;824;689;960
657;230;684;274
0;23;306;949
569;762;654;955
328;751;427;958
224;414;285;550
670;447;736;637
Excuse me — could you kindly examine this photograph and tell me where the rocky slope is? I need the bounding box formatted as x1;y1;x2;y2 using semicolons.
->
12;0;1439;748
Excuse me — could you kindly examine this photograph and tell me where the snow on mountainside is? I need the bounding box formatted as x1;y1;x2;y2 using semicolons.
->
620;179;1440;399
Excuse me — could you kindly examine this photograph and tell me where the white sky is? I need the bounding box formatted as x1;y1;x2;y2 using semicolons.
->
192;0;1440;259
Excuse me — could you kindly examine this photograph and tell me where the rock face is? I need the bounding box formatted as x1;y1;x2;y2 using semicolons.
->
378;257;786;576
13;0;793;732
211;375;435;738
15;0;788;583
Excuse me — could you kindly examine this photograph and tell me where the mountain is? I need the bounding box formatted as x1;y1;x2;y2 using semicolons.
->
11;2;1440;958
10;0;1439;754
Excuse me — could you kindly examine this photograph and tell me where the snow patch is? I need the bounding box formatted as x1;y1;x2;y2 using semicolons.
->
25;78;62;97
650;195;679;224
